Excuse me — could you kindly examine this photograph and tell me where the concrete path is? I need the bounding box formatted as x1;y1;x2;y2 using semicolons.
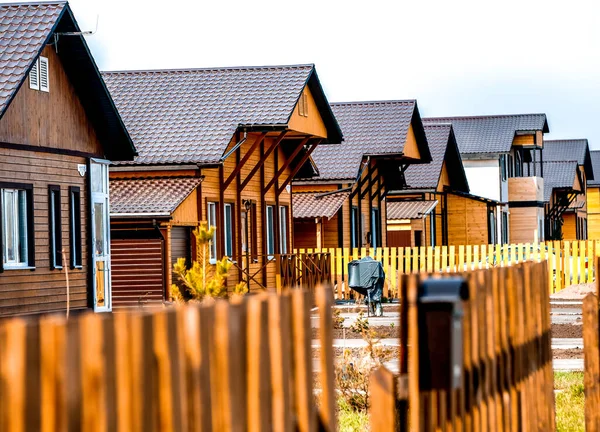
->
553;359;584;371
312;338;583;350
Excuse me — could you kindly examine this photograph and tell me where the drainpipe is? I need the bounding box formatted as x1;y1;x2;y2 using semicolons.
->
220;131;247;162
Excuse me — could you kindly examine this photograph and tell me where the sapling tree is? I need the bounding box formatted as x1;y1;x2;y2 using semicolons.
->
171;223;247;302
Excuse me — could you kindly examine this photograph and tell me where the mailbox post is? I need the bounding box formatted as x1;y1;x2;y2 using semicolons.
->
417;278;469;392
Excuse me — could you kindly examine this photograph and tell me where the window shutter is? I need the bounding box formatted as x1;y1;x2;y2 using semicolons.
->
39;57;49;92
29;59;39;90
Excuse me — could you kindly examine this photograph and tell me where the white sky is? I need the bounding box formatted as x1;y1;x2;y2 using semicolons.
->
11;0;600;147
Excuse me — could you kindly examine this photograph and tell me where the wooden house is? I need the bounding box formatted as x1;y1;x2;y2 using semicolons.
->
423;114;549;244
543;139;593;240
587;151;600;239
104;65;342;305
0;2;136;316
538;161;584;240
293;100;431;249
385;123;495;247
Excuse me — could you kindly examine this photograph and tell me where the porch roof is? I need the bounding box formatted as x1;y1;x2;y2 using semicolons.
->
292;190;350;219
110;177;201;217
536;161;579;202
387;200;438;220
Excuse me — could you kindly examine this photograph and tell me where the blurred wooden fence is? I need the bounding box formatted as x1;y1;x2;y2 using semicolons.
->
370;261;555;431
583;267;600;431
297;240;600;298
0;287;336;432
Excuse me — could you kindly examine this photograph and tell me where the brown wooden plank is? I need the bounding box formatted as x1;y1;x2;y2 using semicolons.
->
584;293;600;432
369;366;399;432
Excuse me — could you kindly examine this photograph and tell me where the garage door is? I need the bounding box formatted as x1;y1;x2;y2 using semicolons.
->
111;238;165;308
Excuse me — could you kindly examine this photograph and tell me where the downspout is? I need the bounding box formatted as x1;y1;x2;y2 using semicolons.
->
220;131;247;162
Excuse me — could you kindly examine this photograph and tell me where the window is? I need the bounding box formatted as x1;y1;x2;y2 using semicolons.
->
29;57;49;92
279;206;288;253
488;207;496;244
39;57;49;92
69;187;82;268
298;91;308;117
1;185;34;270
207;202;217;263
500;155;507;181
429;211;436;247
266;205;275;256
501;211;509;244
351;206;359;248
224;203;233;257
48;185;62;270
371;208;380;248
514;149;523;178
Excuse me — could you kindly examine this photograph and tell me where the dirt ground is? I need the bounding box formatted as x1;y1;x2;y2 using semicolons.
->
551;324;583;339
552;348;583;359
551;282;595;299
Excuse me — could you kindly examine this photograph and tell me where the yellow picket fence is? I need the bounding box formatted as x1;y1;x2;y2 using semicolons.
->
296;240;600;298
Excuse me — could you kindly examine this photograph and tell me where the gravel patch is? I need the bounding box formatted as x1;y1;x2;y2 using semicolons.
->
552;324;583;339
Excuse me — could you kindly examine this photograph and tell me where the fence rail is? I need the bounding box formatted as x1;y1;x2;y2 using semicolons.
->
296;240;600;298
0;287;336;432
370;260;555;431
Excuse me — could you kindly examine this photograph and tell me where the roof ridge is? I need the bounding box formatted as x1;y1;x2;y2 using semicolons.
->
544;138;588;143
102;63;315;75
330;99;416;106
424;113;546;121
0;1;64;6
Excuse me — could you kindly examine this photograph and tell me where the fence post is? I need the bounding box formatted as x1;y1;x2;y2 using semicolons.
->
315;285;336;432
583;293;600;432
369;366;400;432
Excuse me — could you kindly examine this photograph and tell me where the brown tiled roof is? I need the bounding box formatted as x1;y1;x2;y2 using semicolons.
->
387;200;438;220
0;2;65;116
292;191;350;219
306;100;431;181
102;65;342;165
424;114;549;155
110;177;201;216
403;123;469;192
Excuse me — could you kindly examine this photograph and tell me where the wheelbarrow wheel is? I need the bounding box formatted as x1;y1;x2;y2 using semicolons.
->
375;302;383;317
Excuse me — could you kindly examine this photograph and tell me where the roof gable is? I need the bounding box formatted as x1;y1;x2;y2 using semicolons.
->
589;150;600;186
403;123;469;192
102;64;341;165
424;114;549;155
0;1;135;160
544;139;594;180
307;100;431;181
537;160;579;202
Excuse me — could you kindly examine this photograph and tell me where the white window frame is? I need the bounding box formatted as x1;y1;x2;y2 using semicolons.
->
207;202;217;264
2;189;29;268
266;205;275;257
224;203;233;257
29;59;39;90
39;56;49;92
279;206;288;254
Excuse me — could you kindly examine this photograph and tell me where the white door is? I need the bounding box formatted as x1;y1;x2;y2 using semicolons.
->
90;159;111;312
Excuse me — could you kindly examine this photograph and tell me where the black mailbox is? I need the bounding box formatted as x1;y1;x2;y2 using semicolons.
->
417;278;468;391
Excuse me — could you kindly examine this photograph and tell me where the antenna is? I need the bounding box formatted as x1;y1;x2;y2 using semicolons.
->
53;15;99;52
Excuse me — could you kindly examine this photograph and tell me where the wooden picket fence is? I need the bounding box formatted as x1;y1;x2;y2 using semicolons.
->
0;287;337;432
583;262;600;432
370;260;555;431
297;240;600;298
